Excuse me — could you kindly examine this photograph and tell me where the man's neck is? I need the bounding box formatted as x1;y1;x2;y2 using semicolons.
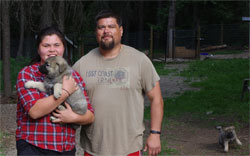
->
99;44;122;59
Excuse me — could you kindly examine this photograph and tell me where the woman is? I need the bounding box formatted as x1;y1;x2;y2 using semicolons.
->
16;26;94;155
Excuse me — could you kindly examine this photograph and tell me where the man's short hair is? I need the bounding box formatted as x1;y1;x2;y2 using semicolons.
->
95;10;122;27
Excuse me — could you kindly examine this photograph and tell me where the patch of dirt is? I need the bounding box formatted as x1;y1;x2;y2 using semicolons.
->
162;117;249;155
0;53;249;155
0;94;17;104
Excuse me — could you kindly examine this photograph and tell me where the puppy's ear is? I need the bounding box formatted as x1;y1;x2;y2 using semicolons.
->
229;126;235;130
216;126;222;130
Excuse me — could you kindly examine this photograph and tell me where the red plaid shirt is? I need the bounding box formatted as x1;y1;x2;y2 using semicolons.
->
16;62;94;152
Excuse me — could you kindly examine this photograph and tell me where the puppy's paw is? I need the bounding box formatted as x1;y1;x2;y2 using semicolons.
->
24;81;46;92
50;116;57;122
224;143;229;152
24;81;35;89
236;139;242;146
54;83;62;99
54;89;62;99
57;105;66;111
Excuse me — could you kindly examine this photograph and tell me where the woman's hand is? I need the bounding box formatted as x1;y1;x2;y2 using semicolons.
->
52;102;77;123
52;102;95;125
62;76;79;96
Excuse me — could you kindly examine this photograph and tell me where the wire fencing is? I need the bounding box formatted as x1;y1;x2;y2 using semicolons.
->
6;23;248;62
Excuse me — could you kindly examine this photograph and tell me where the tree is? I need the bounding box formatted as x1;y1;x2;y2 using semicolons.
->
58;1;65;32
16;1;25;58
120;2;131;44
40;0;53;30
138;1;144;50
1;1;12;97
167;0;176;58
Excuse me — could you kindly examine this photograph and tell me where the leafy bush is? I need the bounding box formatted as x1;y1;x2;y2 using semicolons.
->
0;57;30;91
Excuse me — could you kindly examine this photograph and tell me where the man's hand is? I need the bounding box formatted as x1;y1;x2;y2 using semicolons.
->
143;134;161;156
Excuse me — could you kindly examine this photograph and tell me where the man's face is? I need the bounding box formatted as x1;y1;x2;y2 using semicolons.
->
96;17;123;50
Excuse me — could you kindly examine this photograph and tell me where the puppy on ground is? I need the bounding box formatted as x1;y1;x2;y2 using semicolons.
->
216;126;242;152
25;56;88;129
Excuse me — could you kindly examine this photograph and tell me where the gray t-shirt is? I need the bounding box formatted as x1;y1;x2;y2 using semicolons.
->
73;45;160;155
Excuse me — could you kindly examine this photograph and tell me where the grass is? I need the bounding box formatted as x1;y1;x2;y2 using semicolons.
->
148;58;249;125
160;140;179;155
0;131;8;156
146;58;249;155
153;62;175;76
177;59;249;123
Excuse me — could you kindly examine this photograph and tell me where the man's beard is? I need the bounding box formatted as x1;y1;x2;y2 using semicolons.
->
100;38;115;50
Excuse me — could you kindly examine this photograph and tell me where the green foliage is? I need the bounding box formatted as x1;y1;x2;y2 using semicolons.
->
0;57;30;91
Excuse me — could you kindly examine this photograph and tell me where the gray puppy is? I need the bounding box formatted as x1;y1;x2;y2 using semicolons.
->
25;56;88;129
216;126;242;152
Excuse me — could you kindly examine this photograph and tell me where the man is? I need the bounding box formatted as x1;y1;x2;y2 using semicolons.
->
73;10;164;156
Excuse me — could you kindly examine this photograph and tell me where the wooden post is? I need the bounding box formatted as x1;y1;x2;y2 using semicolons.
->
173;29;175;59
196;24;200;59
150;26;153;59
242;16;250;52
168;29;173;59
220;22;224;45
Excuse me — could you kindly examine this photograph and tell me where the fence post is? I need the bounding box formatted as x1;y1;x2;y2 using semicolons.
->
220;22;224;45
150;26;153;60
168;28;174;59
196;24;200;59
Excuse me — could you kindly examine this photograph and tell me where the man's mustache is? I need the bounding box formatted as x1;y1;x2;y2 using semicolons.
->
102;35;113;39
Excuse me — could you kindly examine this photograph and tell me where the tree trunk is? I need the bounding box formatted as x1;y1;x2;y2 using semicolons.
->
121;2;131;45
192;2;200;59
17;1;25;58
40;1;53;30
1;1;12;97
155;0;162;51
138;1;144;50
58;1;65;33
167;0;176;58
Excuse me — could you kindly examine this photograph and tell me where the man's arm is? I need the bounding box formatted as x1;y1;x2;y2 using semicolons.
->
143;81;164;156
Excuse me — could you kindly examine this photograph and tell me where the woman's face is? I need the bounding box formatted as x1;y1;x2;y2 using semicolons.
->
38;34;65;64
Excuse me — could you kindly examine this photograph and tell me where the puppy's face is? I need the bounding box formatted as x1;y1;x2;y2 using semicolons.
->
223;126;236;139
39;56;68;78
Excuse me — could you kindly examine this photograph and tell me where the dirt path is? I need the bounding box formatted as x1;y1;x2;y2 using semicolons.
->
1;57;249;155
